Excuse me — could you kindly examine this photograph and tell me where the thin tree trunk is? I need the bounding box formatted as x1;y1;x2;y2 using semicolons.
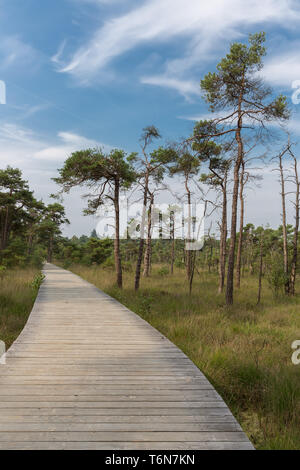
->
143;192;153;277
1;206;10;251
0;187;14;251
114;179;122;288
27;232;34;256
135;173;149;290
218;176;228;293
47;234;53;263
289;154;299;295
279;151;289;294
209;242;213;273
185;176;192;281
226;78;245;305
170;210;175;275
257;229;264;304
189;251;197;295
236;161;246;288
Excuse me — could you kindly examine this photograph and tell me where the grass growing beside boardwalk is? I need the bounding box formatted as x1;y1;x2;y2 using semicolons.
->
69;264;300;450
0;267;40;349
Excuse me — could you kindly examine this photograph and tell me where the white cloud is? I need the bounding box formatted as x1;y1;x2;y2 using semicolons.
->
0;124;113;236
34;131;109;161
284;117;300;134
0;123;111;168
262;49;300;87
19;104;51;119
140;75;201;99
0;123;40;147
59;0;300;95
178;111;225;122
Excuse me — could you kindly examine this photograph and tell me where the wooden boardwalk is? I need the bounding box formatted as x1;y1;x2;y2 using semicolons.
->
0;264;254;450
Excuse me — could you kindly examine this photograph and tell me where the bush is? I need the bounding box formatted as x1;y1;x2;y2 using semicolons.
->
138;295;153;315
122;261;133;272
0;238;27;267
0;265;6;279
81;255;92;266
88;238;113;265
30;247;46;268
266;256;287;297
30;272;45;290
175;259;185;269
62;259;72;269
158;266;169;276
102;256;115;270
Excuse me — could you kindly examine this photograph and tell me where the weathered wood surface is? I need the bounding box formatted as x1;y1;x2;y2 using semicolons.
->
0;264;254;450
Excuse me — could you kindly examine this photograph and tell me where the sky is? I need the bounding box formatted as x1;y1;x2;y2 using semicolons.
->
0;0;300;236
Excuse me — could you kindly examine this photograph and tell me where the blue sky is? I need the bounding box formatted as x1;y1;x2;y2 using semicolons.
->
1;0;300;236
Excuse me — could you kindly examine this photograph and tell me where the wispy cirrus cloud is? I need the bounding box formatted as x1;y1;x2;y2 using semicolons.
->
51;40;67;66
58;0;300;97
140;75;201;99
0;35;40;71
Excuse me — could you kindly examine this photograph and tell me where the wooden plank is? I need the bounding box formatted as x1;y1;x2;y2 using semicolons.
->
0;386;214;393
0;415;237;424
0;263;254;450
0;376;207;384
0;441;254;450
0;407;234;416
0;423;241;432
0;392;220;400
0;401;227;408
0;431;250;442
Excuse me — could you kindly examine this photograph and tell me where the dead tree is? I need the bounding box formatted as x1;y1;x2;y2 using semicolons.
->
132;126;164;291
275;144;290;294
197;152;230;293
288;145;300;295
235;137;264;288
257;227;264;305
143;190;154;277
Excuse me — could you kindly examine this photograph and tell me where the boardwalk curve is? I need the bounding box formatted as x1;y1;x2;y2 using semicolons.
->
0;264;254;450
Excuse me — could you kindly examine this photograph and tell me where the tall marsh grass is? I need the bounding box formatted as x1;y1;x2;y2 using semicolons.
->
0;267;40;348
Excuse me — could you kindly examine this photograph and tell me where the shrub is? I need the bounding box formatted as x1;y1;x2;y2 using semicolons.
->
122;261;133;272
31;272;45;290
102;256;115;270
30;247;46;268
175;259;185;269
62;259;72;269
266;256;287;297
0;265;6;279
158;266;169;276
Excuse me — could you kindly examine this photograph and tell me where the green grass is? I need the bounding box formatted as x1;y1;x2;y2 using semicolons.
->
0;267;40;349
68;264;300;450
